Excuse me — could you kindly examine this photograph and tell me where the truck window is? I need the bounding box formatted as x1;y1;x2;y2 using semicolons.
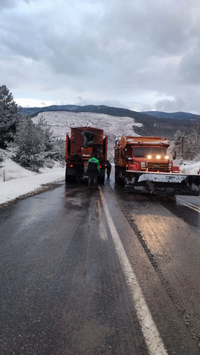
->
134;147;166;158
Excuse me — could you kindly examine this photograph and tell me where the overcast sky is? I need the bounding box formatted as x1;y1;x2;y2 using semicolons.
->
1;0;200;113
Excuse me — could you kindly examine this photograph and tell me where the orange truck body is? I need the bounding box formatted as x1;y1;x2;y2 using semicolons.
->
65;127;108;183
114;136;179;173
114;136;200;195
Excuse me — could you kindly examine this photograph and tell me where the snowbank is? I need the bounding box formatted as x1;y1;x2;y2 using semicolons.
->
0;158;36;181
0;159;64;205
173;157;200;175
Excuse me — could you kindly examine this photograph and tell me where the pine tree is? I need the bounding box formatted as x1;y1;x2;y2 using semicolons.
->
0;152;4;165
0;85;20;148
13;116;57;170
37;116;54;151
14;116;46;170
51;138;65;162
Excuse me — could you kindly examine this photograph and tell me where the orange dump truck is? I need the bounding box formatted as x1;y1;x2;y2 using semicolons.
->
65;127;108;183
114;136;200;195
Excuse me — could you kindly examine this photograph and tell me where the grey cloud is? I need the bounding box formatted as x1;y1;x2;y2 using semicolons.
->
178;47;200;84
1;0;200;113
103;0;199;56
155;98;185;112
0;0;17;10
75;96;129;109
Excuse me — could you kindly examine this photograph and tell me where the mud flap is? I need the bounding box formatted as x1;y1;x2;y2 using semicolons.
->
125;172;200;196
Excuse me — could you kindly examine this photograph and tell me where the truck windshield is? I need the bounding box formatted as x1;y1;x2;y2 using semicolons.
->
134;147;166;158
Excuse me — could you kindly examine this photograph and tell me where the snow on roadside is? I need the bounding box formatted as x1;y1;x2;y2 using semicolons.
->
0;159;64;205
0;158;37;182
173;157;200;175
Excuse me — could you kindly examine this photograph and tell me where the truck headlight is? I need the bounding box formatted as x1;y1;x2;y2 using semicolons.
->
156;155;161;159
165;155;169;160
147;155;152;159
141;162;146;168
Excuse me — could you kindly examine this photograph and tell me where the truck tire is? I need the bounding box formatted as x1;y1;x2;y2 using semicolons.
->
65;167;76;183
66;175;76;183
115;167;123;185
65;166;68;182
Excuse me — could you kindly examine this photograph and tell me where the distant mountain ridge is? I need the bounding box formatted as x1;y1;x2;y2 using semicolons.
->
21;105;200;140
21;104;154;121
21;105;80;116
142;111;200;120
21;105;200;122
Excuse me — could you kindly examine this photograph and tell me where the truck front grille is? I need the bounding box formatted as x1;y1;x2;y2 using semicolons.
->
147;162;168;171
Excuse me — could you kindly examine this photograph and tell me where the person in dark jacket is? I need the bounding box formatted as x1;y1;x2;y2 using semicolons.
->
106;160;111;179
87;154;100;189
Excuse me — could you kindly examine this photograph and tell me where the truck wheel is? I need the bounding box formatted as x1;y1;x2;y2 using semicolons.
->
68;175;76;183
71;175;76;183
115;167;123;185
65;166;68;183
65;167;76;183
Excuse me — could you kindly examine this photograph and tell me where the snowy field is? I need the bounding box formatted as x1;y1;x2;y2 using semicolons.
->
0;111;200;206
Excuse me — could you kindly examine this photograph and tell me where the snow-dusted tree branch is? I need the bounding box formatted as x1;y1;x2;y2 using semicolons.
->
173;129;200;160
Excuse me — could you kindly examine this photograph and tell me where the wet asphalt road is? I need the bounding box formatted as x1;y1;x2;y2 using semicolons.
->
0;174;200;355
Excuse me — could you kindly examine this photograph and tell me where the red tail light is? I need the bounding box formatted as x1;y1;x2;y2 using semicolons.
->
69;164;73;167
99;165;102;168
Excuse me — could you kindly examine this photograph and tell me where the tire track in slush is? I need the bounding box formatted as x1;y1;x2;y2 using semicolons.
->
119;195;200;351
95;199;108;240
99;186;168;355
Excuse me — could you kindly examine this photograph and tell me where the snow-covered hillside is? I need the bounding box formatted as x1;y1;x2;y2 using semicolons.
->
32;111;142;159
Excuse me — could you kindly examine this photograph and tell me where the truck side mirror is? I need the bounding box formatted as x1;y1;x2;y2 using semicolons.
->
126;156;133;162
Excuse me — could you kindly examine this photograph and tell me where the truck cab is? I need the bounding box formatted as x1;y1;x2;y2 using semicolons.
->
126;145;174;172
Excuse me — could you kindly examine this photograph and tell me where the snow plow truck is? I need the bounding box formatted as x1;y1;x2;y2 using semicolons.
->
114;135;200;196
65;127;108;183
